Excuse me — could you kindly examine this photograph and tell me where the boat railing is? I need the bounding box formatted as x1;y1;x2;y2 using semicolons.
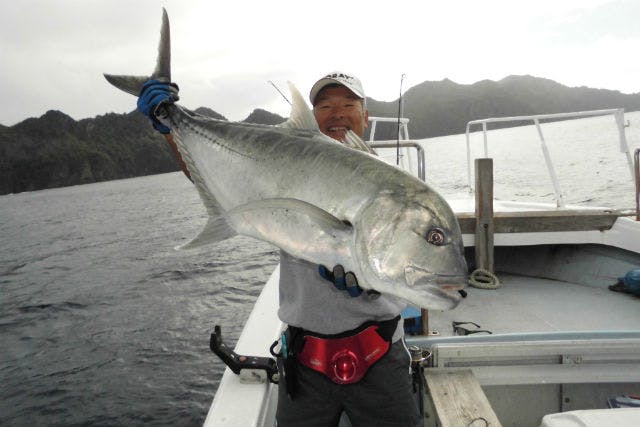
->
465;108;634;208
369;141;426;182
367;116;426;182
368;116;410;141
635;148;640;220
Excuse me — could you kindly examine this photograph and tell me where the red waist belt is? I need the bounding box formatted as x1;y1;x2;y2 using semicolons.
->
297;324;392;384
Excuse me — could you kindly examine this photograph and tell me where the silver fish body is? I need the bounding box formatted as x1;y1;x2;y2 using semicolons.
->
104;9;468;310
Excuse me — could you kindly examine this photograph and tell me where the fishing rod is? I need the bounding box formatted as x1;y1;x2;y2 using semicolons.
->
396;74;406;165
268;80;292;106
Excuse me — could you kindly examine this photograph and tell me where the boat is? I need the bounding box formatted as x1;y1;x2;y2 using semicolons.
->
203;109;640;427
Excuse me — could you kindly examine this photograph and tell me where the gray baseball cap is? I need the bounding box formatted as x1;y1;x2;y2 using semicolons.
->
309;71;365;105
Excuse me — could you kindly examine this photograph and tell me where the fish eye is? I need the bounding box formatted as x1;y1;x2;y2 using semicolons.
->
426;228;445;246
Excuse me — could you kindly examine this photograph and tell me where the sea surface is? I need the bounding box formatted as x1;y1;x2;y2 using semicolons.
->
1;111;639;426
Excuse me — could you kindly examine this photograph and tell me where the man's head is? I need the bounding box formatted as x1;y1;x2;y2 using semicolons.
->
310;72;369;142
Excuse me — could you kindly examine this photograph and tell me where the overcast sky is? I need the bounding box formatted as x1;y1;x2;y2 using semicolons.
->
1;0;639;126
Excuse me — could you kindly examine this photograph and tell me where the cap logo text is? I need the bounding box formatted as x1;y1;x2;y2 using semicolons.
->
325;73;354;81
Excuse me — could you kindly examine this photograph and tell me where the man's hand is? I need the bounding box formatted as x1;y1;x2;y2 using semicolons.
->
137;79;179;134
318;264;371;298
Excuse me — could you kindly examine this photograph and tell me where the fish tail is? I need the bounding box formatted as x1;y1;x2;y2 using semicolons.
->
103;8;171;96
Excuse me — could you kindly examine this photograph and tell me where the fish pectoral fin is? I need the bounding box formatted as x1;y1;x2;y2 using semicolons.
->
227;198;352;255
277;83;319;131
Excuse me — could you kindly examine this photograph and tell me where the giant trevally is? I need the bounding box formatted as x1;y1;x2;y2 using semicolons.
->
104;9;467;310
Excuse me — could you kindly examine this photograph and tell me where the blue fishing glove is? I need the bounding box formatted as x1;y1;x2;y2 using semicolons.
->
137;79;179;134
319;264;368;298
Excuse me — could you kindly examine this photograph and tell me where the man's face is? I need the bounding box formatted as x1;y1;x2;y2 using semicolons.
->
313;85;369;142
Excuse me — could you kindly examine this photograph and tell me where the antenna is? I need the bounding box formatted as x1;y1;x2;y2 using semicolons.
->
268;81;292;106
396;74;406;165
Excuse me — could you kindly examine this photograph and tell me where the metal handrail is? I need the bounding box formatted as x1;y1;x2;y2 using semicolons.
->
368;117;410;142
370;141;426;182
465;108;633;208
635;148;640;221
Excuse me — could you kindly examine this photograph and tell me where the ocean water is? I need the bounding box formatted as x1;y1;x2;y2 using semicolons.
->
1;173;279;426
1;111;639;426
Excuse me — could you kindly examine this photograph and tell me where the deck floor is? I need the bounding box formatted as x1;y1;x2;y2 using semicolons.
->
429;273;640;336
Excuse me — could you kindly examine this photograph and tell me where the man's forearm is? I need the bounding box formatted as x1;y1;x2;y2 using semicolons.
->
164;133;192;181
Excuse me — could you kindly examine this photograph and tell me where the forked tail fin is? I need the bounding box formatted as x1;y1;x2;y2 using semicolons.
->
103;8;171;96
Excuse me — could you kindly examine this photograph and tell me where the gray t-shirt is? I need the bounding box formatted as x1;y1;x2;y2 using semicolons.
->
277;250;406;341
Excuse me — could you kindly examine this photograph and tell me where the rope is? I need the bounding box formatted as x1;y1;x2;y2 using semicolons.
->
469;268;501;289
467;416;490;427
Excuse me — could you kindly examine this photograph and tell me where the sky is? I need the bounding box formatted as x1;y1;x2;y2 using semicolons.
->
1;0;639;126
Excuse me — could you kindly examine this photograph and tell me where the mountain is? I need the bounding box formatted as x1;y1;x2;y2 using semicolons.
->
193;107;227;121
2;75;639;195
365;75;640;140
243;108;286;126
0;108;284;195
0;110;174;195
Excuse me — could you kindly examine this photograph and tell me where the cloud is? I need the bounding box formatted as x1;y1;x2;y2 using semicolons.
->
0;0;638;126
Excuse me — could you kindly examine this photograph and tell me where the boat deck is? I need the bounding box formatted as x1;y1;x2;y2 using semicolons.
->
429;273;640;337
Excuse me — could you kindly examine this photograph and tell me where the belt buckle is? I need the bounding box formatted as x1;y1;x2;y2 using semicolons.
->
331;349;359;383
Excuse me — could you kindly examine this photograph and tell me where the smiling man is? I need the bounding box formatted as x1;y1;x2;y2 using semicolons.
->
310;72;370;142
272;72;422;427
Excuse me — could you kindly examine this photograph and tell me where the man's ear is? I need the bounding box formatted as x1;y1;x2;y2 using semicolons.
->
363;109;369;129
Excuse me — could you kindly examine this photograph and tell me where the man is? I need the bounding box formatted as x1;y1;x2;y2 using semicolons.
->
310;73;368;143
137;72;421;427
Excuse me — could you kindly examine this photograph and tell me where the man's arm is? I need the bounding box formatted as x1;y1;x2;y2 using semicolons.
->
137;80;191;181
163;133;191;181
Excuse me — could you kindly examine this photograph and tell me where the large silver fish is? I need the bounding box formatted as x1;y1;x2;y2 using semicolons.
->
104;9;467;310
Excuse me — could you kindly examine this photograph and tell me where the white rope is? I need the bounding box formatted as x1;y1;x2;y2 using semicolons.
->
469;268;501;289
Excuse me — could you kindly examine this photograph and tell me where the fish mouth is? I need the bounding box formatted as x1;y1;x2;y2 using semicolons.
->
402;265;467;310
405;265;467;291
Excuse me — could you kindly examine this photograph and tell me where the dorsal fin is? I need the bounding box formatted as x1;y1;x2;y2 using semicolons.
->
278;82;319;130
